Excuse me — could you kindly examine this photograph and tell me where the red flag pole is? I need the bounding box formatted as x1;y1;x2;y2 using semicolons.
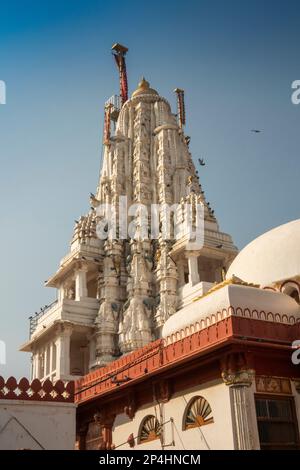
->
112;43;129;107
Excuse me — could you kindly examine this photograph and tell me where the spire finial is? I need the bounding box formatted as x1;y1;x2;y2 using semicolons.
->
132;77;158;98
139;77;149;89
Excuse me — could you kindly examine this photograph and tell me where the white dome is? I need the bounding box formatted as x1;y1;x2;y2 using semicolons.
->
227;219;300;286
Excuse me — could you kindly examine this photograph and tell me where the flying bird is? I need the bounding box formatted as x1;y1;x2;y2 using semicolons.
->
198;158;206;166
251;129;262;133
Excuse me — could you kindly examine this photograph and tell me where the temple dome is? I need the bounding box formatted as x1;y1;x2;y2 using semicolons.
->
226;219;300;286
132;77;158;98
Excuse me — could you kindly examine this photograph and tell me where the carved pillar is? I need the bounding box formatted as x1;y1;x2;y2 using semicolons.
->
75;266;88;300
221;353;256;450
94;411;116;450
55;324;72;379
36;354;41;379
31;352;38;380
43;346;48;378
49;342;53;376
94;240;121;366
38;350;45;380
186;252;200;285
176;258;186;287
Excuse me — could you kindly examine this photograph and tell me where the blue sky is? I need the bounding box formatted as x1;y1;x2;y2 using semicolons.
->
0;0;299;378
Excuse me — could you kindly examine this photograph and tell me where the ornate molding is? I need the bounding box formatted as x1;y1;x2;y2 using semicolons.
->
221;352;255;387
164;304;299;345
256;376;292;395
222;369;255;387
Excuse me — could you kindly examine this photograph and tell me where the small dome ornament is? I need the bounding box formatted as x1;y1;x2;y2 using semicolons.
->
132;77;158;97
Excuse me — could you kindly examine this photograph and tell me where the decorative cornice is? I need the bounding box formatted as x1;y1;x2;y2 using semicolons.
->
164;305;300;346
221;352;255;387
222;369;255;387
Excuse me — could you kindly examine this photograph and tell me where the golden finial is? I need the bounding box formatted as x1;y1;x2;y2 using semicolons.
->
132;77;158;98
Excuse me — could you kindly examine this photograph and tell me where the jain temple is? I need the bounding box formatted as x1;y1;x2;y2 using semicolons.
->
1;45;299;450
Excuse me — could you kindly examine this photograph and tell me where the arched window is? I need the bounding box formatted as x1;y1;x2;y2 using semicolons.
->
138;415;161;444
183;396;214;430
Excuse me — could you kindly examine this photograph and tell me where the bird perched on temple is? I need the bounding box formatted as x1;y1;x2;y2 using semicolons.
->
90;192;100;208
198;158;206;166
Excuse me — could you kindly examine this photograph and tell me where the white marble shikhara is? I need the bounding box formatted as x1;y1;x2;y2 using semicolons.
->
20;78;238;381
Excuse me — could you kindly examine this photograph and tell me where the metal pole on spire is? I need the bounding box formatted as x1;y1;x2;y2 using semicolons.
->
112;43;129;107
174;88;186;129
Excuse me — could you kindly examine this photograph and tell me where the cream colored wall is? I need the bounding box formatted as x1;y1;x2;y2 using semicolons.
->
0;400;76;450
113;380;235;450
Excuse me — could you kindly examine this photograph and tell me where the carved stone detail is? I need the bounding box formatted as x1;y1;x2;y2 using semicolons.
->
221;352;256;450
94;410;116;450
153;379;172;403
222;369;255;387
28;77;238;379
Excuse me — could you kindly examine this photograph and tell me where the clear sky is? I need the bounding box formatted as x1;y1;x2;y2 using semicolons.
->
0;0;299;378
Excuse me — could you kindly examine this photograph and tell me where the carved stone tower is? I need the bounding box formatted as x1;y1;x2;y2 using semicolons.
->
21;75;237;380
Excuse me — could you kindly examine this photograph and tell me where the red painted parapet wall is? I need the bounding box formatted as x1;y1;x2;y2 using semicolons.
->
75;314;300;404
0;376;74;403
